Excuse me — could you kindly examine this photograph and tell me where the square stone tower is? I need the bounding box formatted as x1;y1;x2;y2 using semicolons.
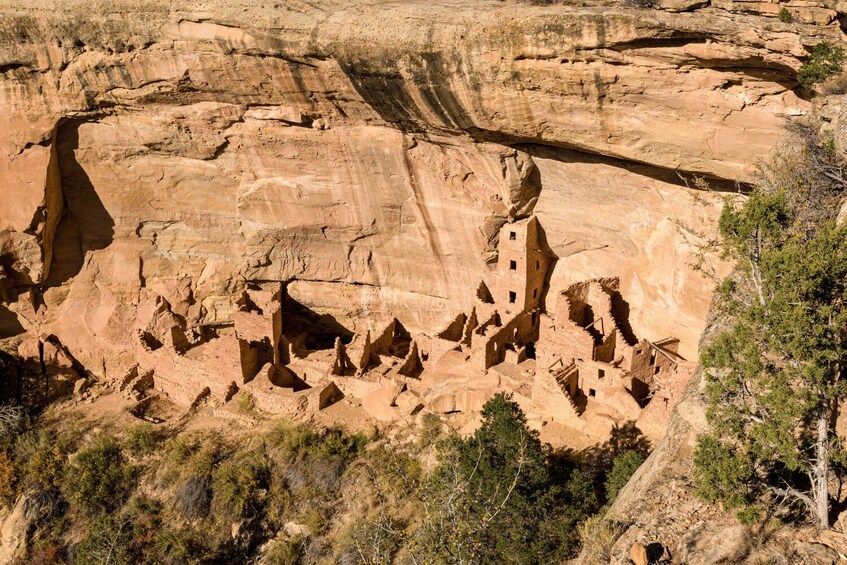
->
496;217;549;314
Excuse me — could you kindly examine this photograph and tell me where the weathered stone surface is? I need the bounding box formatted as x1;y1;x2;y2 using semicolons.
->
73;377;90;400
0;495;44;563
0;0;844;487
712;0;839;25
630;543;648;565
788;541;841;563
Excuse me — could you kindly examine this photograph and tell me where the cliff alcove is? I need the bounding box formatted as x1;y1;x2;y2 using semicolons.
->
1;0;846;562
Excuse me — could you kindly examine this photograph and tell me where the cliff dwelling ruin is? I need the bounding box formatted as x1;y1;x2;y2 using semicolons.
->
51;214;693;444
3;1;842;559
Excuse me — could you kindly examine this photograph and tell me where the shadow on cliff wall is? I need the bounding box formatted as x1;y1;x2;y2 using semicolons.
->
45;119;115;288
0;350;23;404
535;221;559;313
0;305;24;339
516;143;751;193
609;292;639;346
282;294;354;354
563;422;652;483
0;348;81;409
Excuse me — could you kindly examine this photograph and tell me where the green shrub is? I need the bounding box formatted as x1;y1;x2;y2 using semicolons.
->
162;434;224;485
189;438;226;478
692;435;758;521
265;474;293;527
797;42;845;89
417;413;442;450
315;429;367;459
62;435;135;513
237;391;256;415
604;450;645;506
266;422;313;455
74;514;134;565
74;497;163;564
123;423;162;455
418;394;599;563
211;450;270;519
15;429;66;494
295;505;329;536
168;434;200;464
266;421;366;462
261;534;304;565
152;528;194;562
360;444;421;494
0;451;15;504
778;7;793;23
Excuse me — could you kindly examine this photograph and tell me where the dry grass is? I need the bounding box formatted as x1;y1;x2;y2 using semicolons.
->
821;71;847;95
577;515;629;564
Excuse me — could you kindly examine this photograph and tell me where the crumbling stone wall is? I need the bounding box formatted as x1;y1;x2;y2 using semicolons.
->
352;319;412;373
536;298;594;368
479;310;540;369
146;335;243;405
576;359;627;402
593;328;619;364
532;365;581;423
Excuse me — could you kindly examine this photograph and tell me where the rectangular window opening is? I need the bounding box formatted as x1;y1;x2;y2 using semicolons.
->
598;369;605;379
508;291;517;304
589;388;596;397
509;260;517;270
509;231;516;240
533;288;537;298
536;260;540;270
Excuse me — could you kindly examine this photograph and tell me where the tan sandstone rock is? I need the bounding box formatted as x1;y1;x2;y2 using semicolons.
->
630;542;649;565
0;0;841;451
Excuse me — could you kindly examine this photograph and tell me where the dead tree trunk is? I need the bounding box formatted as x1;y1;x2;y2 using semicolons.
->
813;408;830;529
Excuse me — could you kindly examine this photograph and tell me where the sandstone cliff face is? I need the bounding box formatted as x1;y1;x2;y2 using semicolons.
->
598;107;847;564
0;1;842;403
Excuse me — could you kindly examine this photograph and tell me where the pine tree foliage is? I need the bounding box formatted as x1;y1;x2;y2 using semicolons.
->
693;122;847;527
797;42;845;90
416;393;598;563
604;450;645;506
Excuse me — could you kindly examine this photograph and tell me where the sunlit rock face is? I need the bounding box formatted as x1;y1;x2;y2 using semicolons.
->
0;0;840;378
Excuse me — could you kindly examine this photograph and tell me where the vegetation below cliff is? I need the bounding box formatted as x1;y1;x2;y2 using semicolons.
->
0;390;645;564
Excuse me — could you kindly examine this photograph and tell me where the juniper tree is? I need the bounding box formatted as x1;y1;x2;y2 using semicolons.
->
693;124;847;528
797;42;845;90
416;393;597;563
